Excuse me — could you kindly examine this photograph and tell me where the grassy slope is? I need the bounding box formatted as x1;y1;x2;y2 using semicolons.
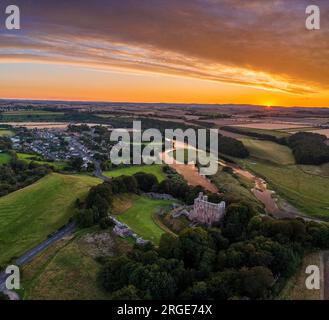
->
104;165;166;182
17;153;68;170
0;153;11;165
114;196;173;245
0;173;100;265
20;228;133;300
239;138;295;165
21;233;108;300
212;169;264;214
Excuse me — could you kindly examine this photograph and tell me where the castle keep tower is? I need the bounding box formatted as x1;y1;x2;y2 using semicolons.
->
190;192;226;226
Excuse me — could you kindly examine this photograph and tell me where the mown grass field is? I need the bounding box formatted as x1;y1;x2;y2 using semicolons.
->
240;138;295;165
0;152;11;165
0;173;100;266
114;196;173;245
17;153;68;170
104;164;166;182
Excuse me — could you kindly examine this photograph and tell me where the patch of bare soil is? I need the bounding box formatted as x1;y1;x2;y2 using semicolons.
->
173;163;218;193
80;232;116;258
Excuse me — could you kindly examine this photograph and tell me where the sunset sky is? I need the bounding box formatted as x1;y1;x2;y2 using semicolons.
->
0;0;329;107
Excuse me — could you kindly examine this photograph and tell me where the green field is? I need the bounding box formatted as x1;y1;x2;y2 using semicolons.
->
104;165;166;182
17;153;68;170
212;168;264;214
3;111;63;116
240;159;329;217
227;126;290;138
20;227;133;300
0;152;11;165
0;129;14;137
240;138;295;165
0;111;63;122
228;137;329;218
0;173;100;265
115;196;173;245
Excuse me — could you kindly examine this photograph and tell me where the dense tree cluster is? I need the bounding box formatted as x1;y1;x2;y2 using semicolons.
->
100;204;329;300
76;166;220;228
0;136;12;151
68;156;84;172
0;158;51;197
217;134;249;158
288;132;329;165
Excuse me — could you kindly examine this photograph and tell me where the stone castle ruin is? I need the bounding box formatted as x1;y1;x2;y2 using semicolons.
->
189;192;226;226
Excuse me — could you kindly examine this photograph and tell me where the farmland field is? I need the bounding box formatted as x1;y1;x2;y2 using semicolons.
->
0;111;63;122
309;128;329;138
0;173;100;265
231;122;308;130
240;138;295;165
2;111;64;116
0;153;11;165
239;159;329;218
231;136;329;218
17;153;68;170
104;165;166;182
226;126;290;138
115;196;173;245
0;129;14;137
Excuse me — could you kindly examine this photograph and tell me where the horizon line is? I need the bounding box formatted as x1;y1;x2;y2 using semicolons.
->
1;98;329;109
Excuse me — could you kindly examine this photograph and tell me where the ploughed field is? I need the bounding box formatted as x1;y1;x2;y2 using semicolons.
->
0;173;100;266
